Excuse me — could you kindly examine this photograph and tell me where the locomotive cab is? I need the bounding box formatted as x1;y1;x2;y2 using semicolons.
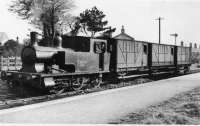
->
62;36;110;73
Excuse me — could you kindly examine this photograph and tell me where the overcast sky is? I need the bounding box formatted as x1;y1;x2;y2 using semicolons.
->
0;0;200;46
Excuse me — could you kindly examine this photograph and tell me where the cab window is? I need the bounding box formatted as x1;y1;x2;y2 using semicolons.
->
94;42;106;53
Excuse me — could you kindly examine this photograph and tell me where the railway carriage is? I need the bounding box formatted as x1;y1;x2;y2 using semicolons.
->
191;47;200;64
149;43;175;72
109;39;149;73
177;46;191;65
176;46;191;72
151;43;174;66
110;29;150;76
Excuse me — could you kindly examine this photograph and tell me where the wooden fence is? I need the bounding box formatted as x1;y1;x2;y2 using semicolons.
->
0;56;22;71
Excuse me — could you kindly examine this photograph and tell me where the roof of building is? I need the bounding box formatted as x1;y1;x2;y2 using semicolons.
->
114;26;134;41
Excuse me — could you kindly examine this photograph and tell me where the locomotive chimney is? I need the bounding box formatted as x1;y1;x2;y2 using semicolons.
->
30;32;38;46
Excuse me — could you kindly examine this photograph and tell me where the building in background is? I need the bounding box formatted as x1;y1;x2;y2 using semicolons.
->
114;26;134;41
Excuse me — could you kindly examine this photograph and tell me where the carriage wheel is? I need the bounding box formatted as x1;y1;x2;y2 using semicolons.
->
118;72;127;85
72;77;88;91
184;67;190;74
92;77;102;88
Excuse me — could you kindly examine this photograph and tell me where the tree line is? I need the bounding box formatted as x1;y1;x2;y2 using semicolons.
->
9;0;116;47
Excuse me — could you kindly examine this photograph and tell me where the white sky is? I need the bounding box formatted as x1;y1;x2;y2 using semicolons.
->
0;0;200;46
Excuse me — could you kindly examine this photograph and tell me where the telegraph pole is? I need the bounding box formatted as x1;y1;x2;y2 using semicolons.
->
156;17;164;44
170;33;178;45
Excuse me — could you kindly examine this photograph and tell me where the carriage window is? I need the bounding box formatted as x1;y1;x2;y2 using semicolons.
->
94;42;106;54
143;45;147;54
171;48;174;55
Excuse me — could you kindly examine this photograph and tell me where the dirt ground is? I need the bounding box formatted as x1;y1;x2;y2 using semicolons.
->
111;87;200;124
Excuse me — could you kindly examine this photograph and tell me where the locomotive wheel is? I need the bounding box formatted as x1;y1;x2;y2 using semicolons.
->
1;71;7;81
72;77;88;91
7;80;14;88
7;80;20;88
49;89;65;94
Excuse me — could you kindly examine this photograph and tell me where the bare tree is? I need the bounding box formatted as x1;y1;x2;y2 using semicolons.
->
9;0;74;46
57;14;79;35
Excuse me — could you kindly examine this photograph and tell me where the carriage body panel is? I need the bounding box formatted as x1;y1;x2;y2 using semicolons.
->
151;43;174;67
177;46;191;65
115;39;148;72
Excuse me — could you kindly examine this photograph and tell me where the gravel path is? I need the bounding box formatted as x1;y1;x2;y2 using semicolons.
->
0;73;200;123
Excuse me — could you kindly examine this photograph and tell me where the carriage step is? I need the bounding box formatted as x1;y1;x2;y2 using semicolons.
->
118;74;148;79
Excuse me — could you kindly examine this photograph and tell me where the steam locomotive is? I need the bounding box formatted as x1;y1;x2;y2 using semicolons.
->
1;32;191;92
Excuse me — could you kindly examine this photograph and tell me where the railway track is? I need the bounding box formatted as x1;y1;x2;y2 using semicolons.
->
0;69;200;110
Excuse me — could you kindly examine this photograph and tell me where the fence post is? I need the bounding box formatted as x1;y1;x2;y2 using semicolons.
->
0;56;2;71
15;56;17;70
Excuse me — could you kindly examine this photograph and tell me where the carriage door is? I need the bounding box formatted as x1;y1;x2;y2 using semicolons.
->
143;44;148;66
94;41;106;71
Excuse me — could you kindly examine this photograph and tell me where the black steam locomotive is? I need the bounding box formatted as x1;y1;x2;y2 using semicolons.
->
1;32;191;91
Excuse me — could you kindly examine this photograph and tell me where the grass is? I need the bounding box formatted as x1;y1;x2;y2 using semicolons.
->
112;87;200;124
